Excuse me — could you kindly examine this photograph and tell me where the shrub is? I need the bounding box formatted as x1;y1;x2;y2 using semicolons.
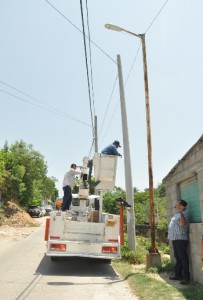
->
121;245;146;264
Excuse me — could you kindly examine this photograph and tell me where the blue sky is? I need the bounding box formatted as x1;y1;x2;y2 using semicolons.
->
0;1;202;197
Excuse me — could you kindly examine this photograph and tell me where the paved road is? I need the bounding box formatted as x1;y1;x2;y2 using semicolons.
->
0;219;138;300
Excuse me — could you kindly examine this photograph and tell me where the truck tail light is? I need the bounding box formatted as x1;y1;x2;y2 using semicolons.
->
102;246;117;253
50;244;66;251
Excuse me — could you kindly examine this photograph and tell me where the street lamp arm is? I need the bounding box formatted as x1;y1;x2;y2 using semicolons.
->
121;28;141;39
105;23;141;38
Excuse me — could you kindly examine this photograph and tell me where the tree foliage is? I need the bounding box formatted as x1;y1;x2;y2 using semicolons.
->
103;186;126;215
0;140;58;206
135;183;166;226
102;183;167;228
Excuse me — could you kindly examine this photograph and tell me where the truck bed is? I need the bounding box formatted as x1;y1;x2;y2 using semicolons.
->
45;210;120;260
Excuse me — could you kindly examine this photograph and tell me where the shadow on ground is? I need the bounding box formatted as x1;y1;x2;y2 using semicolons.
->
35;255;118;279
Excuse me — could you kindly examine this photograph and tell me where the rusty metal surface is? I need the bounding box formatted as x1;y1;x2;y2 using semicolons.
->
141;34;156;253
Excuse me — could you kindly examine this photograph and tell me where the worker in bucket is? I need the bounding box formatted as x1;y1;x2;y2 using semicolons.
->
101;140;122;157
61;163;82;211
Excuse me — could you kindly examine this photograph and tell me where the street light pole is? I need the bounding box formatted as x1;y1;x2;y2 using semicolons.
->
105;24;161;266
139;33;156;253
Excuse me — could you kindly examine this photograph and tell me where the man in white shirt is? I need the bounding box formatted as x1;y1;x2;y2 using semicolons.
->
61;163;81;211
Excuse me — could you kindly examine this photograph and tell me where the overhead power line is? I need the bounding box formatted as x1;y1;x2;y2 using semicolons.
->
85;0;96;118
99;75;118;138
125;43;141;85
99;100;120;146
0;82;91;127
145;0;170;34
43;0;170;146
44;0;116;64
79;0;94;134
84;0;97;156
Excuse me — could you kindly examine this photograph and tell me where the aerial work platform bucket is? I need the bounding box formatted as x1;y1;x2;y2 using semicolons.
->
93;154;118;191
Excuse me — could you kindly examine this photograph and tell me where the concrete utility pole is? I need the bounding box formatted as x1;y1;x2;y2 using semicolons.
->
117;54;136;251
94;115;98;153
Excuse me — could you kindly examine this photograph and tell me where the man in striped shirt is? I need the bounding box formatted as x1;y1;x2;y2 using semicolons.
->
168;200;190;285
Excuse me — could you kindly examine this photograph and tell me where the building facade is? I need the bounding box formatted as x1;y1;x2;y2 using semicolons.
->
163;135;203;283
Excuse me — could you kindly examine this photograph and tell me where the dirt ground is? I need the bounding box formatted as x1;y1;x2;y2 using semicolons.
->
0;201;42;243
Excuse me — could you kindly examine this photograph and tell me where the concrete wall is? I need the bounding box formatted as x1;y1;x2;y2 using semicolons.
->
165;142;203;284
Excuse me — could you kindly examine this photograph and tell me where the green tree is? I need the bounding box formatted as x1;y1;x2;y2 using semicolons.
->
156;183;166;198
134;191;150;224
0;149;14;198
134;186;167;227
0;140;58;206
154;185;167;230
103;186;126;214
40;176;58;201
98;183;167;228
9;141;47;205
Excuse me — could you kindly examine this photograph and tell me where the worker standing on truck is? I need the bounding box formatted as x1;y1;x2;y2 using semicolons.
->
61;163;82;211
101;140;122;157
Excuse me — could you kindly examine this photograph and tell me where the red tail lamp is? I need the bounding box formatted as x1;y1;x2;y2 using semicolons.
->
50;244;66;251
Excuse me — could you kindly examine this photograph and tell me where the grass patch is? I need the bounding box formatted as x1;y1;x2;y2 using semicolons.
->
112;261;184;300
179;283;203;300
112;261;203;300
114;235;203;300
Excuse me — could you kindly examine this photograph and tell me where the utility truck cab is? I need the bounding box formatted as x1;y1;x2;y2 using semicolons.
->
45;154;121;261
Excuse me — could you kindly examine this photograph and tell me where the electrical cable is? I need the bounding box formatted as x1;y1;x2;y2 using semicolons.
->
98;75;118;138
145;0;170;34
99;42;140;142
0;87;91;127
85;0;96;118
79;0;94;136
44;0;116;64
0;80;89;124
124;43;141;85
99;101;120;146
84;0;97;157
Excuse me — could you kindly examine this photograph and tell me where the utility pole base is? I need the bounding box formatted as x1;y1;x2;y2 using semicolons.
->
146;253;162;270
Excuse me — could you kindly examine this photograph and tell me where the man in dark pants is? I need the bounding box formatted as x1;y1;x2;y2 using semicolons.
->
168;200;190;285
61;164;81;211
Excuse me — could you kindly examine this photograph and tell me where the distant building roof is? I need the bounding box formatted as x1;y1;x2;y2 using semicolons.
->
163;134;203;182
